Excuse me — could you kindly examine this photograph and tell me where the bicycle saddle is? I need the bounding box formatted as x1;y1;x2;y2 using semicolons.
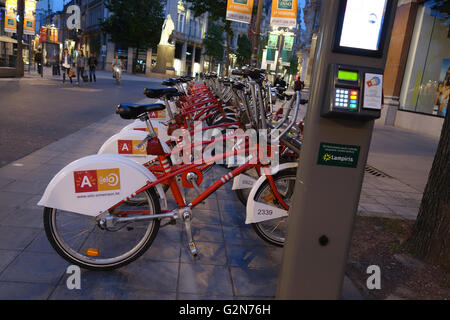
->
144;87;178;99
116;103;165;120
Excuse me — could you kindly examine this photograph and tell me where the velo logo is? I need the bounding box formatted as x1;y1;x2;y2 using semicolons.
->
74;168;121;193
148;110;166;119
118;140;147;155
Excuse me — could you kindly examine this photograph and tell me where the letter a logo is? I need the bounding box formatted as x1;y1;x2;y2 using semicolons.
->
66;265;81;290
366;265;381;290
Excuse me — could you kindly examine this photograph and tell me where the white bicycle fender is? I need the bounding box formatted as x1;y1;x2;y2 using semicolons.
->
245;162;298;224
38;154;167;217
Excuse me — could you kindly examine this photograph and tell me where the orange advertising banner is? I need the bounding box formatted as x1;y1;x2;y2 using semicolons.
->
4;0;17;33
24;0;37;36
271;0;298;28
226;0;254;24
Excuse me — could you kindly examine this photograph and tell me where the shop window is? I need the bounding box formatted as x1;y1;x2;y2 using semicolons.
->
400;7;449;117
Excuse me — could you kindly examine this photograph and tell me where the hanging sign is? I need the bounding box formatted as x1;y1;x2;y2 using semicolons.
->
281;35;294;66
270;0;298;28
4;0;17;33
24;0;36;36
226;0;254;24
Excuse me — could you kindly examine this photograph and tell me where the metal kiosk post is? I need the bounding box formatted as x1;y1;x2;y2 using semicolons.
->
277;0;398;299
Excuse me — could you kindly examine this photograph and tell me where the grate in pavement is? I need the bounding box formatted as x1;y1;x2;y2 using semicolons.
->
365;165;390;178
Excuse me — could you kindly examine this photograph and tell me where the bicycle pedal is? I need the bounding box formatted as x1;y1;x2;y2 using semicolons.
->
188;242;198;256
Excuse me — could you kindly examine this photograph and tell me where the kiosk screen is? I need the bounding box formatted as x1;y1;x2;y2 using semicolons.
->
335;0;389;55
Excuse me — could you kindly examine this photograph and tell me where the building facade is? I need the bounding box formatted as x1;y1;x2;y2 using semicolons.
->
381;0;449;137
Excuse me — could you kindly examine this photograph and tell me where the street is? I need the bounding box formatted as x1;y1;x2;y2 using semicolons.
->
0;69;164;167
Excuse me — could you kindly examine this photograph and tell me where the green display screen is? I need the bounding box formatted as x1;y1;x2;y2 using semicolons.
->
338;70;358;81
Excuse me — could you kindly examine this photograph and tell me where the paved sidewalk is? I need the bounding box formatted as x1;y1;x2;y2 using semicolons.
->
0;103;365;300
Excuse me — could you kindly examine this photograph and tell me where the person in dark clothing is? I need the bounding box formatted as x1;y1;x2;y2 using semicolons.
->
88;52;98;82
294;74;305;92
61;48;73;84
35;49;43;77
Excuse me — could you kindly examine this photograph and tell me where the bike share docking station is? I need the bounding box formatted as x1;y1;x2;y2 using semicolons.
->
277;0;398;299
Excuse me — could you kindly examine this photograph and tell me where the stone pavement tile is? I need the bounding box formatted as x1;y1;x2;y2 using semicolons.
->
222;226;269;247
0;191;36;209
192;198;219;211
141;231;181;263
374;196;408;207
358;194;379;205
0;252;68;284
341;276;363;300
1;179;47;195
183;223;224;243
225;244;282;269
0;207;44;228
50;268;124;300
114;288;176;300
360;187;390;197
0;250;21;273
220;208;246;227
0;226;40;250
25;230;54;253
20;194;43;209
400;192;423;201
178;263;233;296
191;209;221;226
215;188;241;201
218;199;246;216
358;203;393;215
0;177;14;189
23;164;67;184
229;266;278;298
180;241;227;266
117;260;179;293
385;205;419;220
0;282;55;300
156;222;183;242
0;162;45;179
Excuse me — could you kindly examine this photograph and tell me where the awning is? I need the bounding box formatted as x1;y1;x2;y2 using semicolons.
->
0;36;17;44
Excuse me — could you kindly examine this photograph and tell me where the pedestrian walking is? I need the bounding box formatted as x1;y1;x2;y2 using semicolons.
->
61;48;73;84
88;52;98;82
76;51;87;85
35;48;43;77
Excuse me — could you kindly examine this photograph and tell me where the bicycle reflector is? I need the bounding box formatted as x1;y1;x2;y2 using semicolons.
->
85;248;100;257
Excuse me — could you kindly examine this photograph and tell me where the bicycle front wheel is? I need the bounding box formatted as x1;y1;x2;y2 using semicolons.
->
43;188;161;270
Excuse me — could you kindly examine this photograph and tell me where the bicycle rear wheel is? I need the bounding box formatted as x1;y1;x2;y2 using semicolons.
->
251;168;297;247
43;188;161;270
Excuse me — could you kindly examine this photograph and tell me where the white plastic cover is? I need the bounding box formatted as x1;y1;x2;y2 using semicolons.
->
245;162;298;224
38;154;167;216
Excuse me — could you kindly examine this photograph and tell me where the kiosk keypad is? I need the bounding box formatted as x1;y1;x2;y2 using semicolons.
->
334;88;359;110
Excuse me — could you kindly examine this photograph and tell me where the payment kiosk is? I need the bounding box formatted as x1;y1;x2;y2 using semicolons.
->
277;0;397;299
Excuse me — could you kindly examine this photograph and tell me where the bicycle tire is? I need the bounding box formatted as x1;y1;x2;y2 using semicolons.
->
43;188;161;270
251;168;297;247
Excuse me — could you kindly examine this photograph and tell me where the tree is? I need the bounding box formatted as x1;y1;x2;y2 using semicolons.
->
101;0;164;73
186;0;233;76
407;100;450;271
284;54;299;77
202;23;224;72
236;34;252;67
